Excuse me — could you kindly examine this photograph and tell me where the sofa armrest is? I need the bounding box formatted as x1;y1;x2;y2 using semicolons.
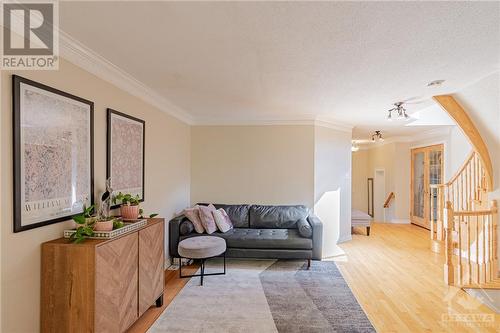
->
169;214;186;258
307;214;323;260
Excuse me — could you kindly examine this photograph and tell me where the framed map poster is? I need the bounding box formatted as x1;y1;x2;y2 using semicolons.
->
13;75;94;232
106;109;145;209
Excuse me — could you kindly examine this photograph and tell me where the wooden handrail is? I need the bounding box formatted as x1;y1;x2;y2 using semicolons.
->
430;150;488;244
453;208;498;216
433;95;493;189
383;192;395;208
445;150;475;186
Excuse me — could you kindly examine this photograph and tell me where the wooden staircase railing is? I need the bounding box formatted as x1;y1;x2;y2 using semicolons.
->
444;200;498;286
430;151;488;243
431;95;497;288
383;192;395;208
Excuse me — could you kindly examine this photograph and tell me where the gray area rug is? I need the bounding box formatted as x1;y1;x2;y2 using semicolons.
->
148;259;374;333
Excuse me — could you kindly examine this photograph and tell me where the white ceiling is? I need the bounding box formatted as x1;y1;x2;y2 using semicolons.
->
59;1;500;138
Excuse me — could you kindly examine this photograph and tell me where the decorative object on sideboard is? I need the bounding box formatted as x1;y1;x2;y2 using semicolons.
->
107;108;145;209
70;205;96;243
93;217;115;232
113;192;141;220
94;177;115;232
64;219;147;240
12;75;94;232
98;177;113;218
139;209;158;219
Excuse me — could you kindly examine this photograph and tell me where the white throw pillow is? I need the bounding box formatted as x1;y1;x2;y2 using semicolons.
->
212;208;233;233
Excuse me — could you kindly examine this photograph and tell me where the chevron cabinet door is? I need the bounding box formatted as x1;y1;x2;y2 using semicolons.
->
96;232;139;333
138;221;165;316
41;219;165;332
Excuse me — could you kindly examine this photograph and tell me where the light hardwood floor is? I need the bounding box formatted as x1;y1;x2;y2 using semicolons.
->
127;264;198;333
129;223;499;332
338;223;500;332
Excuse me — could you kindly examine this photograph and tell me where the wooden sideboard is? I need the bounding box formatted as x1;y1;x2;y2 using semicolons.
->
41;218;165;333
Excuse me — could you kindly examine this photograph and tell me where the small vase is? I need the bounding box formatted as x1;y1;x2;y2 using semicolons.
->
94;219;113;231
121;205;139;220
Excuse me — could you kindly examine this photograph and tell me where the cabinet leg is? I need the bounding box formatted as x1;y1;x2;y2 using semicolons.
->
155;294;164;307
307;259;311;270
367;226;370;236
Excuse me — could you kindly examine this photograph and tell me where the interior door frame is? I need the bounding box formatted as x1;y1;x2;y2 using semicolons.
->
410;144;444;229
374;169;386;222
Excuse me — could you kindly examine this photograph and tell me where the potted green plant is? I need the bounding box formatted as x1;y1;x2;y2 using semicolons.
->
94;216;114;231
113;192;141;220
70;205;96;243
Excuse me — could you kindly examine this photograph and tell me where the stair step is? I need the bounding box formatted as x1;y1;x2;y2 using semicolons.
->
461;279;500;290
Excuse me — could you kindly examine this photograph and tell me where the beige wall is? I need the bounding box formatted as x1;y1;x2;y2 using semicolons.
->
313;126;352;251
191;125;315;206
351;150;369;212
368;143;396;221
0;59;191;333
351;143;410;222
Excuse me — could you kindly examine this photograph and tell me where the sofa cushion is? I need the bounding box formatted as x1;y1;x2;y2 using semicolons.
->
179;220;194;235
203;204;250;228
199;204;217;234
296;218;313;238
212;208;233;233
217;228;312;250
249;205;309;229
183;206;205;234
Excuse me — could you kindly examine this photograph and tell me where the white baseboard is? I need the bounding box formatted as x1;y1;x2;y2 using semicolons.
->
337;234;353;243
389;218;410;224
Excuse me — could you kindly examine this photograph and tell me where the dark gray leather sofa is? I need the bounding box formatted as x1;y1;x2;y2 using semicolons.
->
169;204;323;264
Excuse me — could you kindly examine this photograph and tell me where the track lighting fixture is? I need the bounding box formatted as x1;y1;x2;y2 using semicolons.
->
371;131;384;142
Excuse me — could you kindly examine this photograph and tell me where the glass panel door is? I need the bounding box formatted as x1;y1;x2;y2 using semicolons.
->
413;151;425;219
411;144;444;229
428;149;443;223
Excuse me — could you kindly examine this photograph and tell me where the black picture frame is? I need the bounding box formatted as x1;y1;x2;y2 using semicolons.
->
367;178;374;217
106;108;145;209
13;75;94;232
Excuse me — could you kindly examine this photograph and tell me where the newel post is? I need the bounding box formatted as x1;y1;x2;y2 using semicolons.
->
444;201;455;285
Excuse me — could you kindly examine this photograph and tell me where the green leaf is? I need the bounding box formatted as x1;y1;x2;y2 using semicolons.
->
149;213;158;218
73;215;85;224
74;237;84;244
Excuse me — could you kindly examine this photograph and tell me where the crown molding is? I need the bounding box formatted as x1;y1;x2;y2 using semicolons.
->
58;30;194;125
358;126;454;149
192;115;353;132
314;116;354;133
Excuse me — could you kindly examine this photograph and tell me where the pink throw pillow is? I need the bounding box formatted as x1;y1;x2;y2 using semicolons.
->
199;204;217;234
213;208;233;233
183;206;205;234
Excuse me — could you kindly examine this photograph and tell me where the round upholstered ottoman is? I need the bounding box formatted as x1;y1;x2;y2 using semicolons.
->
178;236;226;285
